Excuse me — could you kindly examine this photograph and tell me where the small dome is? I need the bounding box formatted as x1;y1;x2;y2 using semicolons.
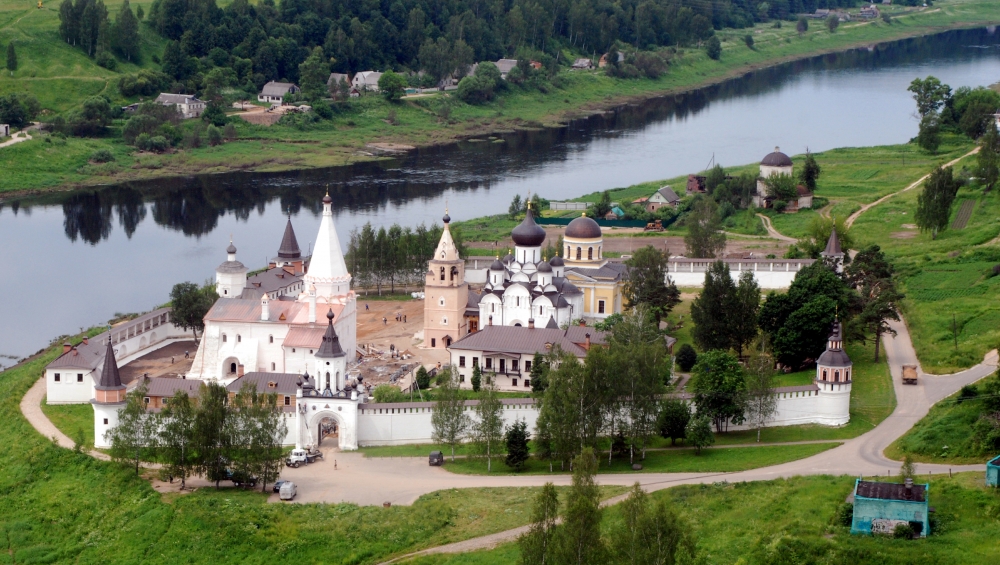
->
442;212;451;224
565;215;602;239
549;255;565;267
322;193;332;204
503;253;515;264
490;259;504;271
761;147;793;167
537;261;552;273
817;349;852;368
327;309;335;322
227;242;237;254
511;208;547;247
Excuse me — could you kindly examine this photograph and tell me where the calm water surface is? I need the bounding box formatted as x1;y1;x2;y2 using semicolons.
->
2;28;1000;364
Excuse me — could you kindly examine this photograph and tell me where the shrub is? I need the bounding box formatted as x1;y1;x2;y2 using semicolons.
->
223;123;237;141
827;15;840;33
744;34;754;49
183;126;202;149
705;36;721;60
772;21;781;28
90;148;115;163
773;200;788;213
312;99;333;120
892;523;914;539
957;384;979;403
882;12;892;24
796;16;808;34
416;366;431;389
835;503;853;527
676;344;698;372
372;384;405;403
118;70;172;97
201;103;227;127
206;125;222;146
147;135;169;152
95;51;117;70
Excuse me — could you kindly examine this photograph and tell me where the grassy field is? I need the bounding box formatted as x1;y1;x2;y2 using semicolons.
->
401;473;1000;565
40;399;95;447
2;0;998;193
439;442;839;475
886;375;999;464
0;340;634;564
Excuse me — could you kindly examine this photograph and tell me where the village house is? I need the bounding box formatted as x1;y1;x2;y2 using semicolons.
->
495;59;518;79
571;58;594;70
258;81;300;105
850;479;930;537
858;4;880;18
598;51;625;67
604;206;625;220
686;174;707;194
352;71;383;92
447;323;609;390
644;186;681;212
154;93;206;119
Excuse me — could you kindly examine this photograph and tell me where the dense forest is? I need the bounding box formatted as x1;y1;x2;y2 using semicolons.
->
57;0;863;90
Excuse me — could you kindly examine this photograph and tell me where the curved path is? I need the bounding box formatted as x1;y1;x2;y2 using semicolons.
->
21;320;997;561
755;213;797;243
845;147;979;228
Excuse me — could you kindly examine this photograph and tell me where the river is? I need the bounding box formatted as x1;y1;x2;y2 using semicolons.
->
2;27;1000;366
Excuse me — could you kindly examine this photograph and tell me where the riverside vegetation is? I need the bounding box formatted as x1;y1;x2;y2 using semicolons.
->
2;0;999;192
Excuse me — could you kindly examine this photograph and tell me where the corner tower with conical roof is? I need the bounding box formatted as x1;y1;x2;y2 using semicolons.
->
820;227;845;273
424;208;470;348
814;317;852;426
92;333;127;449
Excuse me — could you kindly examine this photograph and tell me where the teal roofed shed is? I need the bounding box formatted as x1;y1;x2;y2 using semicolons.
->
988;455;1000;487
850;478;929;538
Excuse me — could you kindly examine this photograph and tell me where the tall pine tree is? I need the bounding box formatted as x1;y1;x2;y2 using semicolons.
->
112;0;140;62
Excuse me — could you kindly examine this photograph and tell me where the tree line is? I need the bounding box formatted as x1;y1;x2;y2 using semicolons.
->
345;221;465;294
106;381;288;491
58;0;142;68
909;75;1000;153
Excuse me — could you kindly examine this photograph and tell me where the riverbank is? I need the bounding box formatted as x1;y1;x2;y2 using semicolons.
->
2;0;998;198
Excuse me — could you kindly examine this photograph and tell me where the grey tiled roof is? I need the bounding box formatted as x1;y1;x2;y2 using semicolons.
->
856;481;927;502
450;325;607;357
227;372;302;396
567;262;627;282
244;267;304;296
261;82;298;96
155;93;202;105
135;377;204;398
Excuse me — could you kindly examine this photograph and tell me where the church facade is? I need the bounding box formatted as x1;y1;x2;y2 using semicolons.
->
424;205;626;347
187;194;358;382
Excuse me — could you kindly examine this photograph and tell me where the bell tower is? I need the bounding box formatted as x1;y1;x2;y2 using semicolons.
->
815;317;852;426
424;209;469;349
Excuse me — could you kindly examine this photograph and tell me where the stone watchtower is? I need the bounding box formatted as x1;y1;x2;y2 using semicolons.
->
423;209;468;348
814;317;852;426
92;335;127;449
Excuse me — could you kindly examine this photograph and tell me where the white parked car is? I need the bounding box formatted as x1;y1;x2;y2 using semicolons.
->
279;481;297;501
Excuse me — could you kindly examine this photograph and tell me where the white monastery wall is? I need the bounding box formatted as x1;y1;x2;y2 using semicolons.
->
668;259;815;290
357;400;540;446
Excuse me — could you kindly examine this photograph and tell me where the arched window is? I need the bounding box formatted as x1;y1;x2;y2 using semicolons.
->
576;247;582;260
269;335;273;344
230;362;237;373
588;247;593;260
222;334;227;343
822;369;827;381
271;362;275;370
440;267;445;281
237;335;242;343
834;370;840;382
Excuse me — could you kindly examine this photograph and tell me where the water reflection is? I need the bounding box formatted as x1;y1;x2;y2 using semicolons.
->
9;28;999;246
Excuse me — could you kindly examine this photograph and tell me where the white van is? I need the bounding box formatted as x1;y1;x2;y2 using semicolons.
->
279;481;297;501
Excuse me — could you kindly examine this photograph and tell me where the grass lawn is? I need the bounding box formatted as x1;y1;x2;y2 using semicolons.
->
439;442;839;476
886;375;999;464
40;399;95;448
0;338;624;564
406;473;1000;564
3;0;999;193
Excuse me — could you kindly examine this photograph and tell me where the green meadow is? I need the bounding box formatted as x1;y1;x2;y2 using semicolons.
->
405;473;1000;565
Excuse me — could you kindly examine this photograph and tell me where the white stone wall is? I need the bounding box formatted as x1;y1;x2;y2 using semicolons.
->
357;401;540;446
667;260;815;290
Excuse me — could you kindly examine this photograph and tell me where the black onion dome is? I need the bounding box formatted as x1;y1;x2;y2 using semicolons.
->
322;193;332;204
443;212;451;224
511;207;547;247
761;147;793;167
549;255;565;267
490;259;505;271
537;260;552;273
565;215;602;239
227;241;237;254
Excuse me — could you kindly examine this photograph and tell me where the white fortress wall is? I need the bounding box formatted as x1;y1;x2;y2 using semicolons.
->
667;259;816;290
357;399;540;446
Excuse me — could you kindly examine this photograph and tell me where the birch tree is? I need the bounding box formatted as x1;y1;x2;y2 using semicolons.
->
518;483;559;565
431;369;470;461
473;378;504;472
744;341;778;442
106;382;154;475
157;390;196;488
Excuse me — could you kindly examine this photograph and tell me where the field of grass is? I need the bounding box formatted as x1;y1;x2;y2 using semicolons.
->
2;0;998;193
402;473;1000;565
0;339;631;564
40;399;95;447
440;442;838;475
886;376;999;464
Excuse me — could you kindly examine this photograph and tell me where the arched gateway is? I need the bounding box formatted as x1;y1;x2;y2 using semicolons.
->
298;401;359;450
